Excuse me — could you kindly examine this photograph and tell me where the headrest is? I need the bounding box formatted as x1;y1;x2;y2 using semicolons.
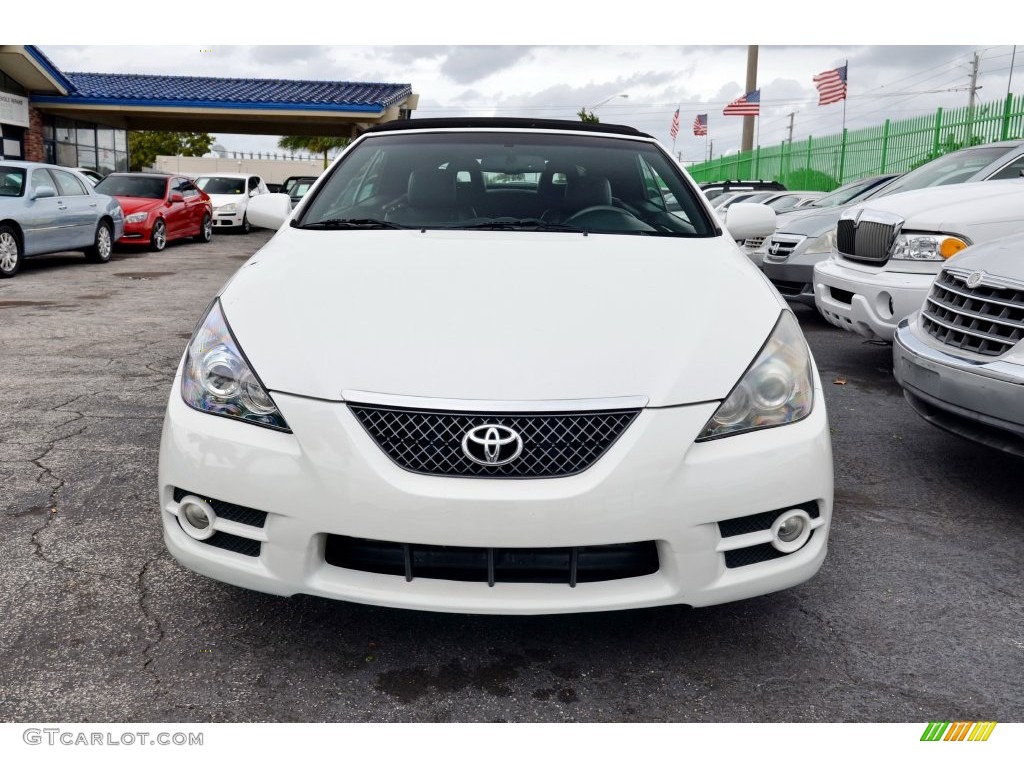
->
407;169;457;208
566;175;612;208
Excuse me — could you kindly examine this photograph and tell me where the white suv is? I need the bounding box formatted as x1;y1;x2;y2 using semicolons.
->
814;179;1024;342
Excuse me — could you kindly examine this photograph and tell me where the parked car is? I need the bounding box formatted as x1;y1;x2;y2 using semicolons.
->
892;233;1024;457
286;176;318;208
814;178;1024;342
751;173;903;286
159;117;832;615
0;160;124;278
194;172;269;234
281;174;319;196
765;191;827;213
94;173;213;251
700;179;786;202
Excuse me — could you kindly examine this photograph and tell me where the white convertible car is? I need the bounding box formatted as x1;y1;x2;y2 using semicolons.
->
158;118;833;614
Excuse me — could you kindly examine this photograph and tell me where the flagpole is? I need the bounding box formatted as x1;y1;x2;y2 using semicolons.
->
842;60;848;134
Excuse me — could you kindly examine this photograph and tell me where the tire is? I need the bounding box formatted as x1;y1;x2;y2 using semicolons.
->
150;219;167;252
0;225;23;279
239;214;251;235
194;213;213;243
84;220;113;263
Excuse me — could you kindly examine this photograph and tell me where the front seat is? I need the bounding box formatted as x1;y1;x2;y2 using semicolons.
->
543;175;613;222
386;169;471;226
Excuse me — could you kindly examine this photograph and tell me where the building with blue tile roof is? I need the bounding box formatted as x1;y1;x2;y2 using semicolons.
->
0;45;418;173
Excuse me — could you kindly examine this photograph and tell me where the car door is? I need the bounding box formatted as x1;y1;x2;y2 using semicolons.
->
20;168;66;255
179;180;204;234
50;169;97;247
163;177;190;240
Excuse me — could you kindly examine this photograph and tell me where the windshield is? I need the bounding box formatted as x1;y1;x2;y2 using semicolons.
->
807;178;888;208
95;175;166;199
295;131;716;237
0;167;26;197
196;177;246;195
865;146;1012;198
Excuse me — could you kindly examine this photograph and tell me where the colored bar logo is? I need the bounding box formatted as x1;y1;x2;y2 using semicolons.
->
921;721;997;741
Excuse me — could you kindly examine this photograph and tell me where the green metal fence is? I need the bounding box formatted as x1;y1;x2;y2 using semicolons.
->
686;93;1024;190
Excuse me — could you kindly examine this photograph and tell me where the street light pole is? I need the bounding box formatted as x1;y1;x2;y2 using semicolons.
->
589;93;629;114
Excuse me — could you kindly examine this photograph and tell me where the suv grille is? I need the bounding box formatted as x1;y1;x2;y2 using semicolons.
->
921;269;1024;356
350;404;639;478
763;235;805;262
836;218;898;264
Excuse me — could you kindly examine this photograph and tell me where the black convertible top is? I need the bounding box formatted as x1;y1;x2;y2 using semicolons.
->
365;116;652;139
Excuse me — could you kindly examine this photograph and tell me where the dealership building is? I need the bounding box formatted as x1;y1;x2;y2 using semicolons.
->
0;45;418;172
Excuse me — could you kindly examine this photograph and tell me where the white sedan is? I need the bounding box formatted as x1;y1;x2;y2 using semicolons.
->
194;172;269;233
158;118;833;614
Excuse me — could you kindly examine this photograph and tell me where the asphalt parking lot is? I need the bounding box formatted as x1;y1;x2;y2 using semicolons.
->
1;230;1021;723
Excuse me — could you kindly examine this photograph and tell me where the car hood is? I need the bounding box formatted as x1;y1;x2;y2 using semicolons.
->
114;196;164;214
774;206;849;237
208;193;245;208
217;229;786;407
846;179;1024;233
945;234;1024;279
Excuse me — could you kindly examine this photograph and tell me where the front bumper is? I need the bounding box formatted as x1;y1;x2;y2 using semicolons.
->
118;218;154;243
813;259;935;342
213;208;244;228
762;248;827;308
158;382;833;614
893;318;1024;456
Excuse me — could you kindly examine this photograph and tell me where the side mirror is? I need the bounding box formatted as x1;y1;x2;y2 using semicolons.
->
722;203;776;241
32;185;57;200
246;193;292;230
169;192;185;204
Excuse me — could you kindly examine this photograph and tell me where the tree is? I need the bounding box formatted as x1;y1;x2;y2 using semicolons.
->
127;131;213;171
577;108;599;123
277;136;351;169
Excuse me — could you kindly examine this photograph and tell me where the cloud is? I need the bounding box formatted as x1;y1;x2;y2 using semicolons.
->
438;46;536;84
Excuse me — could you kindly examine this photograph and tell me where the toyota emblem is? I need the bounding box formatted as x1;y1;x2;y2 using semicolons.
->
461;424;524;467
966;271;984;289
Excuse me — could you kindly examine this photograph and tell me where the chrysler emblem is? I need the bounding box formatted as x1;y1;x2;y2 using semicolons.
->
461;424;524;467
966;271;984;289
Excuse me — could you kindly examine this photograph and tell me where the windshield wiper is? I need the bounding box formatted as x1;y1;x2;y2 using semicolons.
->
296;218;406;230
454;218;585;232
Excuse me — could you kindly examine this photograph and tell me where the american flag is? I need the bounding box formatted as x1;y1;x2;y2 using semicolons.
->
669;108;680;139
723;89;760;116
813;65;848;106
693;114;708;136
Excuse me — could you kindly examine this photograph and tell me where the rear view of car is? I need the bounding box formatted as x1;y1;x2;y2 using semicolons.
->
158;117;833;614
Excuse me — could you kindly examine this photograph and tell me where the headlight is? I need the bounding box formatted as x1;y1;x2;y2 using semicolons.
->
890;233;969;261
181;300;290;432
697;311;814;440
125;211;149;224
217;203;237;214
803;228;835;256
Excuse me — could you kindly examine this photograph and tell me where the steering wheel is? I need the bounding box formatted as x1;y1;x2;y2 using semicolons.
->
564;205;631;223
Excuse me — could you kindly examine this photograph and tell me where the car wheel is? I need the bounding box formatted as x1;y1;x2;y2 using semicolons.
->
194;213;213;243
150;219;167;252
0;225;23;278
239;214;251;235
84;220;113;263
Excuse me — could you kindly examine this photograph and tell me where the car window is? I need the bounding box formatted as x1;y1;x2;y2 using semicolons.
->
248;177;260;192
52;169;88;196
181;181;200;199
296;131;714;237
877;146;1016;196
95;175;167;199
0;167;27;196
195;177;246;195
987;154;1024;180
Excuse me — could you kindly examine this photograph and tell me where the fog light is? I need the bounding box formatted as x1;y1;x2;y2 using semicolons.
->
177;496;216;540
770;509;812;553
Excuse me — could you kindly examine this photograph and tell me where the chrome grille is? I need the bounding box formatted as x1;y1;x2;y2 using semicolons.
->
763;235;805;262
921;269;1024;356
349;404;639;478
837;217;898;264
743;236;766;251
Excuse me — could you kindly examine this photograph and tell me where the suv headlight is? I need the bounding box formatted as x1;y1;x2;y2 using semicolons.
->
890;233;968;261
697;311;814;440
125;211;149;224
803;228;835;256
181;300;290;432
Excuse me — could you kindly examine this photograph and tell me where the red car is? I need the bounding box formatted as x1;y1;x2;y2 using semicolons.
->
93;173;213;251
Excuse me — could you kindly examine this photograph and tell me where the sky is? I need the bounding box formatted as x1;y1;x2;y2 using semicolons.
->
18;6;1021;166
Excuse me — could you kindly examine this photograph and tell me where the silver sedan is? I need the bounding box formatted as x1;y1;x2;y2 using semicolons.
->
0;161;124;278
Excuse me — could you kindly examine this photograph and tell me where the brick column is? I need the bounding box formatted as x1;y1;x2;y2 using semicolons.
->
24;107;46;162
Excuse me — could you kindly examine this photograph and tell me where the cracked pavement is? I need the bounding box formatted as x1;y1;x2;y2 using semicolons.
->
0;231;1021;723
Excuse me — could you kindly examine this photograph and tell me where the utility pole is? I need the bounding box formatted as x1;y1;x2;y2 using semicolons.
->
786;112;796;144
741;45;758;153
967;51;981;143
